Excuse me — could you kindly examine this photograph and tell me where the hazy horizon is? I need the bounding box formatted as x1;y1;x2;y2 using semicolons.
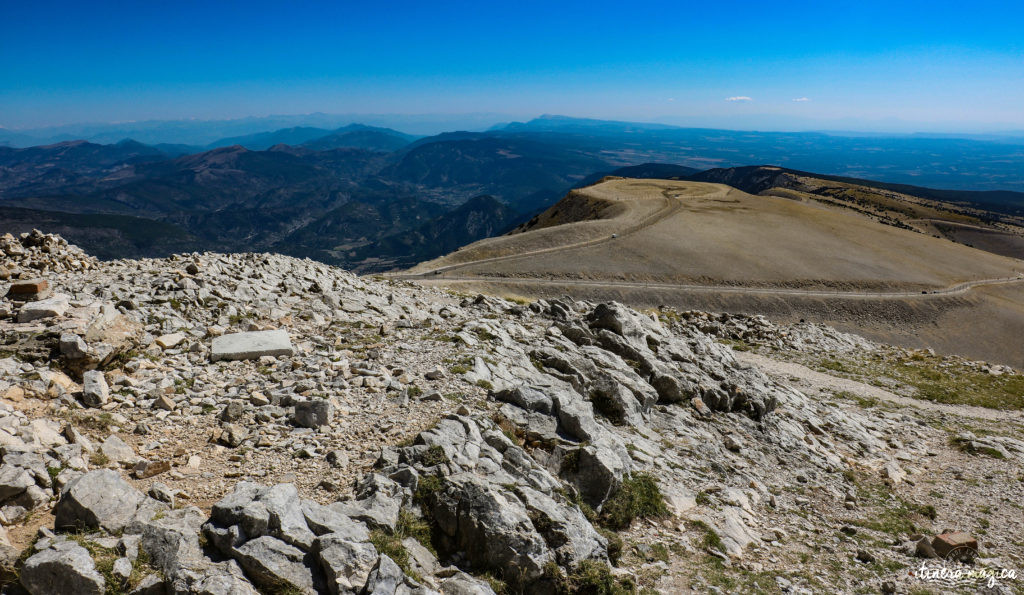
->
3;1;1023;135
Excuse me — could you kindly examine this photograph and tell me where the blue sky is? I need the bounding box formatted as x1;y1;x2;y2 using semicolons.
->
2;0;1023;132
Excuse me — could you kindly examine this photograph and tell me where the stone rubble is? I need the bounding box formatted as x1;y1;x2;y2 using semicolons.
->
0;233;1018;594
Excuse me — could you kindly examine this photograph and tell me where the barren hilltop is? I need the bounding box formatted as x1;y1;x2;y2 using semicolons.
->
0;231;1020;594
409;177;1024;368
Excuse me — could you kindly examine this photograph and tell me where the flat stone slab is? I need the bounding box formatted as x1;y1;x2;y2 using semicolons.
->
211;330;294;362
6;278;50;300
17;294;70;323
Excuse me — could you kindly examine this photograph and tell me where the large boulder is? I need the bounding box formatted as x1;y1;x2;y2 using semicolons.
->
139;507;207;578
209;482;316;551
54;470;151;533
429;474;553;585
316;532;379;595
232;535;318;593
20;540;105;595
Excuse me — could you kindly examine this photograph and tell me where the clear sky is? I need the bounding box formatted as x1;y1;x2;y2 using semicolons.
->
2;0;1023;132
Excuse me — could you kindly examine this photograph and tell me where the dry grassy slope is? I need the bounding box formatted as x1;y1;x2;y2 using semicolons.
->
760;171;1024;259
421;179;1023;289
409;179;718;271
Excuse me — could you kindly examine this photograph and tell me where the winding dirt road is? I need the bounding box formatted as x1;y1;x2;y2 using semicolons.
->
404;183;697;277
400;273;1024;300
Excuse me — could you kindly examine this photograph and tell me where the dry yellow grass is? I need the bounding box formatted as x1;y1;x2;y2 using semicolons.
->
419;179;1023;289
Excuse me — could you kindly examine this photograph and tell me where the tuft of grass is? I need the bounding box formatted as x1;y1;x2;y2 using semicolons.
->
369;530;413;580
598;528;623;566
564;559;636;594
414;474;444;509
420;445;448;467
89;451;110;467
950;435;1006;459
47;465;64;484
68;535;159;595
599;473;668;530
689;520;726;553
476;379;494;391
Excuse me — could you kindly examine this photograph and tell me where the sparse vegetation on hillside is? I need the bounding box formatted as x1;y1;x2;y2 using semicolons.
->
805;350;1024;410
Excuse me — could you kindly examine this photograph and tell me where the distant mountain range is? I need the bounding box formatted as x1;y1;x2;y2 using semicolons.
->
1;116;1023;271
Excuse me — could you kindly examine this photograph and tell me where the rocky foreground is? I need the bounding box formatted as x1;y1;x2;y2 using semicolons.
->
0;231;1022;594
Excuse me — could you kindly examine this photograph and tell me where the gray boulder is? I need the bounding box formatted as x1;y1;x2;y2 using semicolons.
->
494;385;552;414
232;535;317;593
361;554;403;595
139;507;206;578
81;371;109;407
54;469;148;533
21;540;105;595
429;474;553;584
561;444;628;508
438;572;499;595
167;558;260;595
293;399;334;429
316;532;379;595
60;333;90;359
0;464;36;501
17;294;70;323
100;434;137;464
209;482;316;551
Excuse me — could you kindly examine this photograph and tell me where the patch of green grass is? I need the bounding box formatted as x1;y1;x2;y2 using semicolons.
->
407;386;423;398
368;509;438;585
689;520;726;553
718;338;753;352
47;465;64;484
598;528;623;565
369;530;414;581
599;473;668;530
648;543;670;563
695;490;714;507
545;559;635;595
420;445;448;467
473;328;498;342
950;435;1006;459
475;379;494;391
414;474;444;508
835;390;879;408
63;410;116;432
69;535;159;595
809;351;1024;410
847;472;935;539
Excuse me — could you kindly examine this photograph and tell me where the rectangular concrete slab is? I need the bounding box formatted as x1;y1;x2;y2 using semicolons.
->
210;329;294;362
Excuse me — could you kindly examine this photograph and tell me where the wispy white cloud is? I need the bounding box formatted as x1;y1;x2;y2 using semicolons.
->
725;96;753;102
792;97;811;102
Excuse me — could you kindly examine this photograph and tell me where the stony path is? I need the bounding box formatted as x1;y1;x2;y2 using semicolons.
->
736;350;1024;422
